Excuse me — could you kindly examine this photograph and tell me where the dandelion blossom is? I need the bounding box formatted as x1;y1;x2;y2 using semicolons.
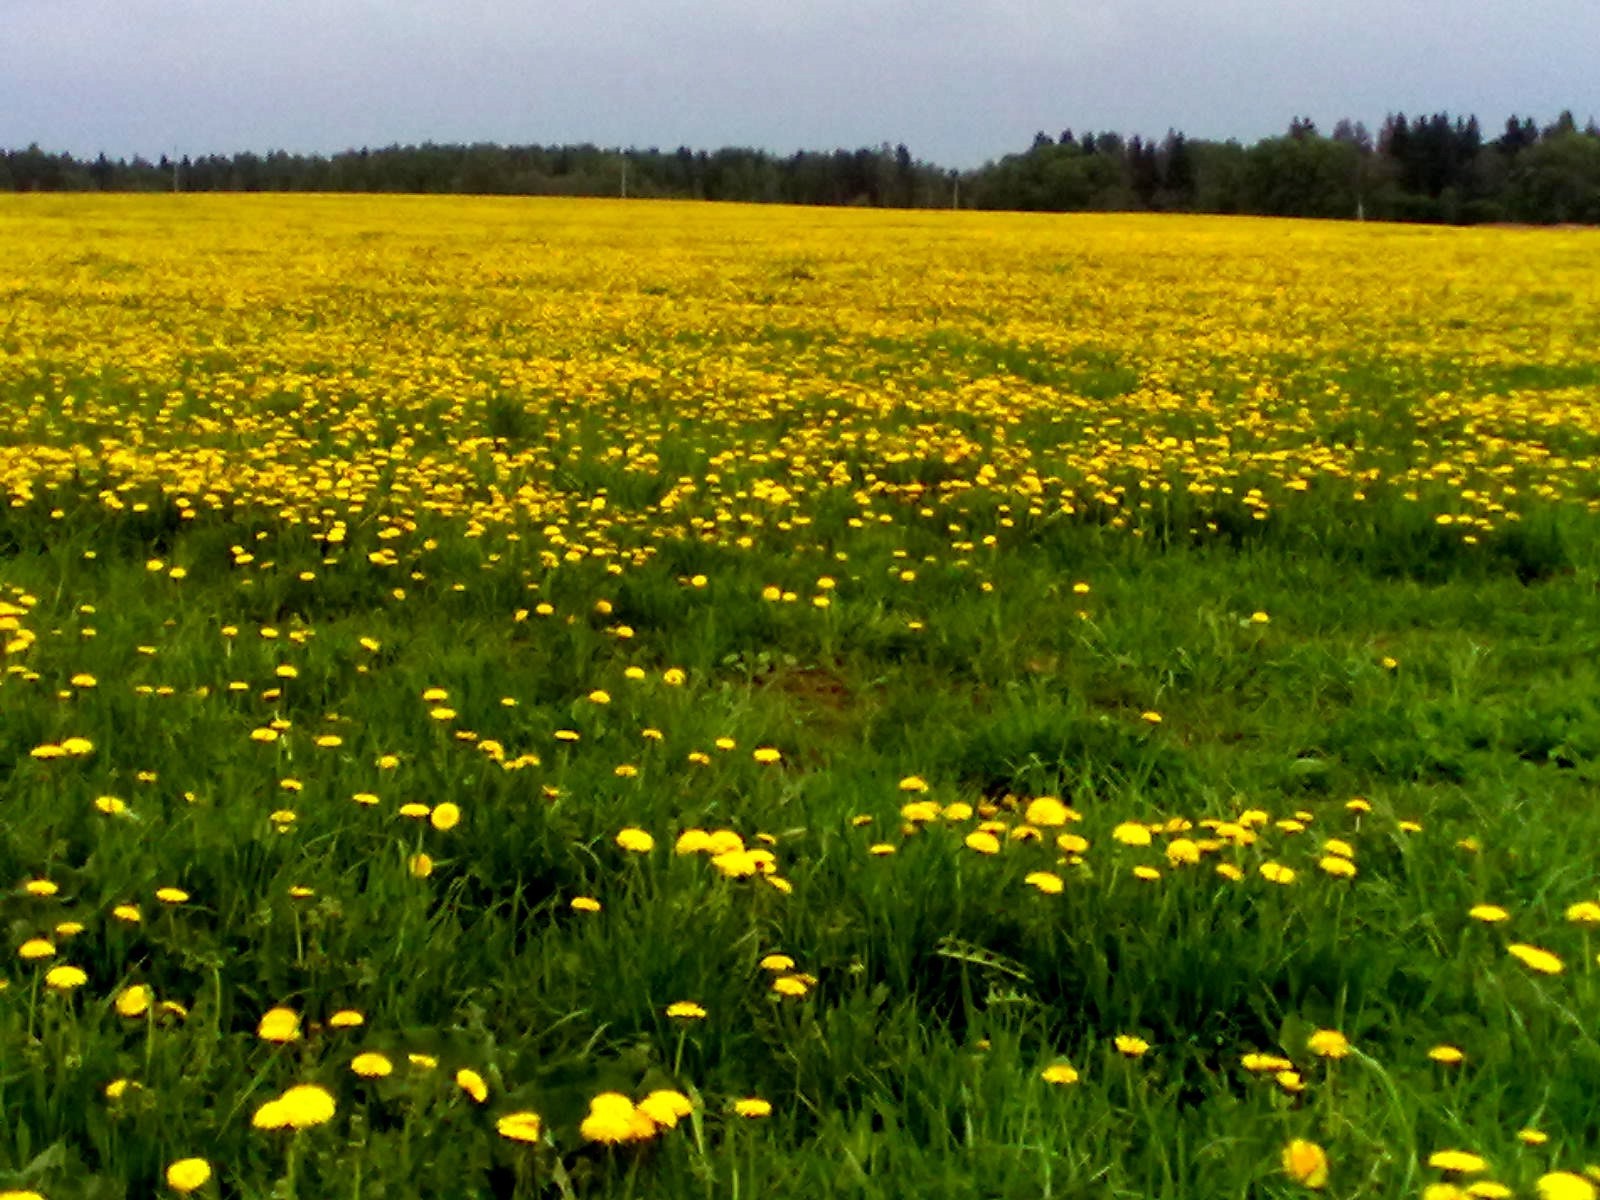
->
581;1092;643;1143
1428;1150;1488;1175
1282;1139;1329;1189
351;1053;393;1078
277;1084;336;1129
1537;1172;1597;1200
257;1007;300;1042
616;828;655;853
638;1089;693;1128
1307;1029;1349;1059
1041;1062;1080;1085
1507;944;1564;975
165;1158;212;1193
44;964;87;991
496;1111;544;1143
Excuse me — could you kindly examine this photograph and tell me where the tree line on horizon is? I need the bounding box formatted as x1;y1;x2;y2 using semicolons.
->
4;111;1599;225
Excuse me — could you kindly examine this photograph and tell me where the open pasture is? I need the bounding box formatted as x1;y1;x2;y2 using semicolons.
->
3;197;1600;1198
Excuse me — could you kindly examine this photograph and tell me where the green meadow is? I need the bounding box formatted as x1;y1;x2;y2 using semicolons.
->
2;196;1600;1199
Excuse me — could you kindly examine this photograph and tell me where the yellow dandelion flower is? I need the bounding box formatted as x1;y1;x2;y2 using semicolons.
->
733;1097;772;1118
257;1007;300;1042
496;1111;544;1143
165;1157;212;1193
351;1053;393;1078
616;828;655;853
638;1089;692;1128
581;1092;642;1143
44;964;87;991
1041;1062;1080;1085
1537;1174;1598;1200
666;1000;707;1019
277;1084;336;1128
1507;943;1564;975
1024;871;1064;894
1307;1029;1349;1059
455;1068;488;1103
1428;1150;1488;1175
1282;1139;1329;1189
429;802;461;831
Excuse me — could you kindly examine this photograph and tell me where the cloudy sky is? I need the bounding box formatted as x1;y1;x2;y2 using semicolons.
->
2;0;1595;167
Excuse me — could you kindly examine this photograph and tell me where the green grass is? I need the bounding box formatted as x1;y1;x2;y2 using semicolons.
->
4;199;1600;1199
3;495;1600;1199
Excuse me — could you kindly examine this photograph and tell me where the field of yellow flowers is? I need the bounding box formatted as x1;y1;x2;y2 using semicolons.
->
3;195;1600;1200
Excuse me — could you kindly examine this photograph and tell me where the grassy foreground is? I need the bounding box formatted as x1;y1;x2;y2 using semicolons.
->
2;196;1600;1199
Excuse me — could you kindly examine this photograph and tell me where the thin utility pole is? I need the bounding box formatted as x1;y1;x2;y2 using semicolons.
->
621;156;628;199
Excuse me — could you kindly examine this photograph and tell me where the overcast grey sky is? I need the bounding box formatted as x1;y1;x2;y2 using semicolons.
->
2;0;1596;167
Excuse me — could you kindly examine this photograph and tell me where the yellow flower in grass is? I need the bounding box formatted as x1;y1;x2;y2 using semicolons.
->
1469;904;1510;923
1508;943;1564;975
638;1089;693;1128
328;1009;364;1028
351;1053;393;1078
1466;1183;1513;1199
771;974;811;997
666;1000;707;1019
1165;838;1201;865
165;1158;212;1193
17;938;55;960
1041;1062;1080;1085
257;1007;300;1042
1024;797;1077;826
1428;1045;1465;1065
733;1097;772;1118
964;831;1000;855
1537;1173;1598;1200
1306;1029;1349;1059
1111;822;1151;847
455;1068;488;1103
1241;1053;1293;1073
1282;1138;1329;1189
429;802;460;831
581;1092;648;1143
570;896;601;913
1318;856;1357;878
1428;1150;1488;1174
1114;1034;1149;1057
277;1084;337;1129
616;828;655;853
1024;871;1064;894
116;985;153;1017
496;1111;544;1143
44;964;87;991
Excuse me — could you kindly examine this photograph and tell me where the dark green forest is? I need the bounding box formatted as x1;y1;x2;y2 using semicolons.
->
6;111;1600;224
